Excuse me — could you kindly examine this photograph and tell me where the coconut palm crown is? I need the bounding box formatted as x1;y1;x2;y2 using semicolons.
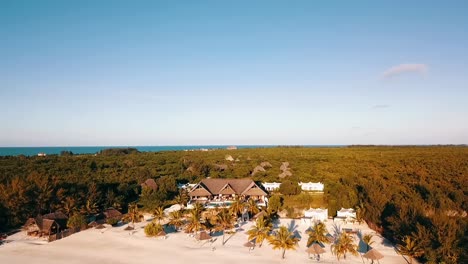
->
268;225;300;259
331;232;359;260
247;216;272;247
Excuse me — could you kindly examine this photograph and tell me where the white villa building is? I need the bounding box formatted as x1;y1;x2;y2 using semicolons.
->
302;208;328;224
337;208;356;218
334;208;357;223
299;182;324;191
261;182;281;191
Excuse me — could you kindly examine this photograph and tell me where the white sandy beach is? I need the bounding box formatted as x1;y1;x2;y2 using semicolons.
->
0;217;407;264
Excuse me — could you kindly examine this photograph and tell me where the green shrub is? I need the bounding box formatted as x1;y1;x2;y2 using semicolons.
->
144;222;163;237
106;217;120;226
279;180;301;195
67;213;87;229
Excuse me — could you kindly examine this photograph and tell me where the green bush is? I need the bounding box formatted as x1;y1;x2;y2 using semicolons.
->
67;213;87;229
267;195;283;213
106;217;120;226
144;222;163;237
279;180;301;195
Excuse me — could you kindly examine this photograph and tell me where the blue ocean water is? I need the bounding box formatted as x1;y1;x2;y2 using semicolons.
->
0;145;344;156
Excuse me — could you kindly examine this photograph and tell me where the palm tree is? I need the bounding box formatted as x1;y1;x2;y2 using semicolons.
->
123;203;144;228
306;222;329;247
362;233;374;252
267;225;299;259
81;199;98;215
61;197;77;217
153;206;165;224
246;198;260;217
216;208;236;245
331;232;359;261
192;202;204;218
185;210;203;234
229;197;245;217
247;216;272;247
168;210;184;231
396;235;424;264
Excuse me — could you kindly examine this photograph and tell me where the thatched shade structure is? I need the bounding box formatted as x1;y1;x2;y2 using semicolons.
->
156;230;167;237
141;178;158;191
95;224;106;229
243;241;255;248
124;225;134;231
305;242;326;255
363;248;384;262
195;231;212;241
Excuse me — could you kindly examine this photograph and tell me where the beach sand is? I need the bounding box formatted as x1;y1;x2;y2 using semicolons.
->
0;217;407;264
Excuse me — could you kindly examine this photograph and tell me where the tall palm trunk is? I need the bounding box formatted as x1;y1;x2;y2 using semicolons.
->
282;249;286;259
222;231;226;245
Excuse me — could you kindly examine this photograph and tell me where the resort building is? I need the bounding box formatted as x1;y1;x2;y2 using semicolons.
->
23;211;68;237
177;183;196;190
302;208;328;224
336;208;356;218
299;182;324;192
261;182;281;191
187;178;268;207
334;208;357;224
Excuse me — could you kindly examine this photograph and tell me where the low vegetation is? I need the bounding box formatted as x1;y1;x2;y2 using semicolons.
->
0;146;466;263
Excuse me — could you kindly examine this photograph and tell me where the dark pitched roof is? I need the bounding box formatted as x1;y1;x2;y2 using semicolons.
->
41;219;59;233
103;208;122;219
189;178;267;196
141;178;158;191
42;211;68;220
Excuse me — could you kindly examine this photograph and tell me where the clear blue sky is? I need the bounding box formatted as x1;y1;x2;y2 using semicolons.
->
1;1;467;146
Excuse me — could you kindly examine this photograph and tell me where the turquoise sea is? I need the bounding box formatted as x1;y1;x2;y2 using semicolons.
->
0;145;344;156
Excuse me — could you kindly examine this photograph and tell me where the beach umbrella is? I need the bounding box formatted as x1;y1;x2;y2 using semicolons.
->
196;231;212;241
363;248;384;264
243;241;255;252
156;230;167;237
124;225;134;231
244;241;255;247
305;242;326;255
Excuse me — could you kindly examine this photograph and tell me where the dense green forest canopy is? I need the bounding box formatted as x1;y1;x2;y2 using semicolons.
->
0;146;467;262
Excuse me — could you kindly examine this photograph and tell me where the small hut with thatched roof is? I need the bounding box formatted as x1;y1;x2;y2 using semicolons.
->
23;212;68;237
363;248;384;263
94;207;122;225
141;178;158;191
195;231;212;241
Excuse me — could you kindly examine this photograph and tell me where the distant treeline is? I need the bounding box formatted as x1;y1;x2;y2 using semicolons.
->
0;146;466;263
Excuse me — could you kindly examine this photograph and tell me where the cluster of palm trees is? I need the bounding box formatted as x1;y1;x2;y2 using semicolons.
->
125;200;393;262
143;197;263;246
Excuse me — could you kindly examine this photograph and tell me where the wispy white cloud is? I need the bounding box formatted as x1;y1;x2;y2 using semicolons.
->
382;64;428;79
371;104;391;109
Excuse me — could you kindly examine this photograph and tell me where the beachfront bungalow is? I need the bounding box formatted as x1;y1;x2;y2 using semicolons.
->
334;208;357;224
188;178;268;207
337;208;356;218
91;207;122;225
261;182;281;191
303;208;328;224
177;183;196;190
141;178;158;191
23;212;68;237
299;182;324;191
